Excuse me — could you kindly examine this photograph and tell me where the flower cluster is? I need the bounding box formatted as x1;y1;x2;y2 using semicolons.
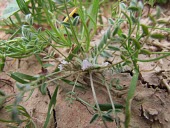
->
58;59;109;71
81;59;109;71
58;60;68;71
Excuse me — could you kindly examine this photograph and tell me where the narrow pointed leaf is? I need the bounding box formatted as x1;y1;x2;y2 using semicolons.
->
108;46;120;51
43;86;59;128
39;83;48;95
11;73;29;84
11;72;38;81
102;114;113;122
90;113;99;123
141;24;149;36
94;103;124;111
151;33;165;39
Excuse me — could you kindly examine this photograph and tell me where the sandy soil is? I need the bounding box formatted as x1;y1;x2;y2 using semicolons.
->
0;1;170;128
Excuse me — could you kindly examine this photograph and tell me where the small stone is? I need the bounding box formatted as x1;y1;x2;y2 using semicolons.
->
54;53;60;58
148;108;158;115
134;93;144;101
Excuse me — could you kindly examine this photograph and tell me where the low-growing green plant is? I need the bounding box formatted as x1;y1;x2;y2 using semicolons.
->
145;0;168;7
0;0;170;128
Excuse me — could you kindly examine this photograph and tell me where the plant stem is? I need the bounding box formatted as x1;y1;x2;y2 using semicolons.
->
105;82;115;114
124;70;139;128
89;71;101;114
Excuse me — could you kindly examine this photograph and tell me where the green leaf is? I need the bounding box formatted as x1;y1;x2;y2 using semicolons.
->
39;83;48;95
54;0;70;4
106;109;113;114
157;0;167;4
130;0;137;6
11;73;29;84
0;90;6;96
150;33;165;39
0;63;5;72
24;89;34;101
100;51;112;58
35;54;43;66
11;106;20;122
119;2;127;10
128;6;139;11
16;83;27;90
0;57;5;72
140;49;151;55
149;15;156;24
120;55;126;61
72;16;79;26
132;38;141;49
43;86;59;128
16;0;30;14
147;0;155;7
141;24;149;36
121;33;127;39
156;6;161;19
25;14;33;25
108;46;120;51
125;71;139;127
98;34;108;51
25;120;36;128
0;118;15;123
102;114;113;122
123;60;132;66
17;105;30;118
61;22;70;28
67;45;81;60
112;26;119;37
108;18;115;25
131;15;138;23
1;120;19;127
94;103;124;111
11;72;38;82
0;97;6;108
117;28;123;37
87;0;99;31
106;27;111;39
43;63;54;68
90;113;99;123
61;79;84;89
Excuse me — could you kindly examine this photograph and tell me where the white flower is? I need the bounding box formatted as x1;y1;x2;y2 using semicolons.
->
25;14;32;22
81;59;92;71
61;60;68;65
102;62;109;66
58;60;69;71
58;64;63;71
